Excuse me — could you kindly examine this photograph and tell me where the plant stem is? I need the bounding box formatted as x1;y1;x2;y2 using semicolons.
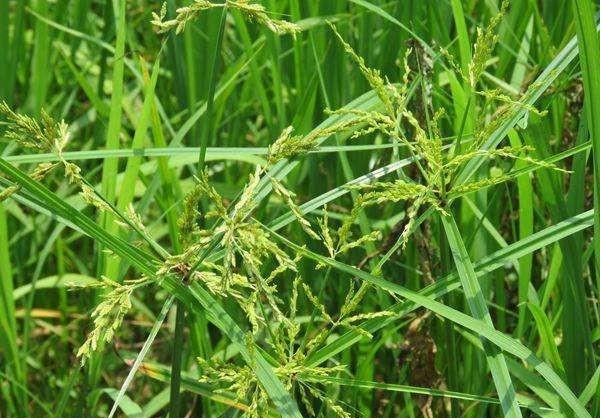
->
168;302;186;418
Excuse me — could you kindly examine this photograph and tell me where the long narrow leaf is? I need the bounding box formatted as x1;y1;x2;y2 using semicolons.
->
442;213;522;418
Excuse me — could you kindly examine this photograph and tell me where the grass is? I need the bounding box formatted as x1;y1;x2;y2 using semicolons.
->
0;1;599;417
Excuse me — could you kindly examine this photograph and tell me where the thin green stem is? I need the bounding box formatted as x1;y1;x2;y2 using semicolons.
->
168;301;186;418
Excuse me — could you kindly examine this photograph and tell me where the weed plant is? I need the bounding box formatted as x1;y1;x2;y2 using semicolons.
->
0;1;599;417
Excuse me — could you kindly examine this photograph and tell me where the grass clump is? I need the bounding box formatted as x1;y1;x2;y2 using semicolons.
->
1;1;599;418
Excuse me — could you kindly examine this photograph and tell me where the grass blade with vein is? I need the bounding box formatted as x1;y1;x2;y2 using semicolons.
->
108;296;175;418
441;213;522;418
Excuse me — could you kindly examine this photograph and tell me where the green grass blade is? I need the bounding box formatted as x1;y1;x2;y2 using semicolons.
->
114;55;161;214
3;144;399;165
0;1;9;99
108;297;174;418
12;274;98;300
579;363;600;406
197;6;227;171
307;375;557;416
441;213;522;418
572;0;600;377
450;0;472;72
0;203;24;409
98;0;127;274
508;130;534;337
527;302;565;376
